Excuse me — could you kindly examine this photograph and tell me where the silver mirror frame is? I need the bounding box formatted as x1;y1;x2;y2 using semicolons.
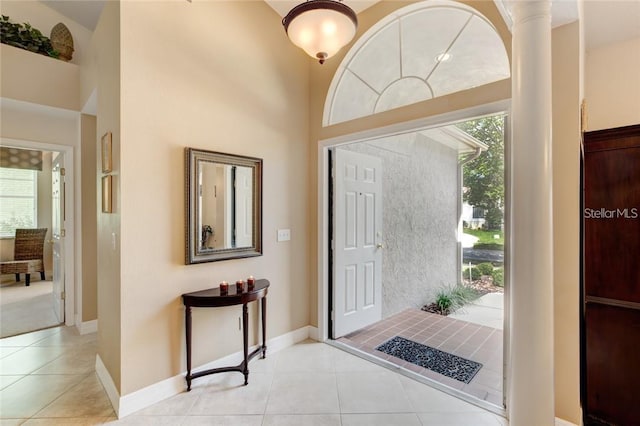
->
185;148;263;264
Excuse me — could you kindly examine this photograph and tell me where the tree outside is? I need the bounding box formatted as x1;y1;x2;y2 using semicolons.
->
458;115;505;231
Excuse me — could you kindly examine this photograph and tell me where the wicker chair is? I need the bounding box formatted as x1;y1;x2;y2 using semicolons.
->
0;228;47;286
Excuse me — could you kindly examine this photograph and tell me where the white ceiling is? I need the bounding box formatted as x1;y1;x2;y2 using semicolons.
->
37;0;640;50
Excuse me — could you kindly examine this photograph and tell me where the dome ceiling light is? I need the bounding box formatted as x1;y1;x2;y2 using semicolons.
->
282;0;358;64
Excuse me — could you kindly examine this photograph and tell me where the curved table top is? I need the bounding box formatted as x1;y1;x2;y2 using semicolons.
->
182;279;269;308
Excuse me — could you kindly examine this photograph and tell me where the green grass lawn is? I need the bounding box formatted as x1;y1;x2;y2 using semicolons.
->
464;228;504;249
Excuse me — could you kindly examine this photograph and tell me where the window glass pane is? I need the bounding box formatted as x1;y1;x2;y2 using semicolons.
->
0;168;37;237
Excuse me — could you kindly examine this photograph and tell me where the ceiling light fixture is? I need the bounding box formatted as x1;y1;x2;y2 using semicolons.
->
283;0;358;64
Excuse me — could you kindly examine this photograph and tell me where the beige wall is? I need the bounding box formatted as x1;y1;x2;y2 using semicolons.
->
586;37;640;131
91;0;122;391
552;21;582;424
81;114;98;322
117;1;309;395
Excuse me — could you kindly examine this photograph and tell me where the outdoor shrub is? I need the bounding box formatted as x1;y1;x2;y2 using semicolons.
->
466;266;482;281
450;285;478;305
435;290;454;314
434;285;478;315
492;268;504;287
476;262;494;275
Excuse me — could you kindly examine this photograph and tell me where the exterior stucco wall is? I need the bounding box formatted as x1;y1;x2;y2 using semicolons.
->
343;134;459;318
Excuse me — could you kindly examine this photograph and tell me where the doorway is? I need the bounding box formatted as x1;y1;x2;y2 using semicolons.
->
0;140;75;337
318;107;509;414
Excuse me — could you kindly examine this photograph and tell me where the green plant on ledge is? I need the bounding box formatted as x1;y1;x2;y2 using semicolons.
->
1;15;59;59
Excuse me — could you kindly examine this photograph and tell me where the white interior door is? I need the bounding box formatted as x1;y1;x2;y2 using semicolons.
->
234;166;253;248
51;154;65;323
333;148;383;338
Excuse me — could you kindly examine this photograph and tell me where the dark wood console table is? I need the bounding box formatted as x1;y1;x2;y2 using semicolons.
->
182;279;269;391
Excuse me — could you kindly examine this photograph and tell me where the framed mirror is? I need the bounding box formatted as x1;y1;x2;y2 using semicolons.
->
185;148;262;264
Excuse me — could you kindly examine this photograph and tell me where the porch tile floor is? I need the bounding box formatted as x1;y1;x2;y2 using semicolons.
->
337;308;503;407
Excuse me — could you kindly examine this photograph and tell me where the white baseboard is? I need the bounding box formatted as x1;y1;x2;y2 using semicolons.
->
110;325;313;418
95;354;120;415
308;326;319;341
555;417;578;426
75;319;97;335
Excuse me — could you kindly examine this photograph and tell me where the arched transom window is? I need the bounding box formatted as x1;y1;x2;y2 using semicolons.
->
323;0;510;126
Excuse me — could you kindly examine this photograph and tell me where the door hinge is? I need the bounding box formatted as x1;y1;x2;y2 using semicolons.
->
331;310;335;321
61;229;66;237
61;291;65;300
60;167;66;176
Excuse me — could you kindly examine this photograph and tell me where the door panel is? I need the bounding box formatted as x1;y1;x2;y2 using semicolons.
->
583;124;640;425
333;148;382;338
51;154;65;323
585;303;640;425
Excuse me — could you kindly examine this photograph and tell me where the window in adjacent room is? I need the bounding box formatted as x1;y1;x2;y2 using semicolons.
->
0;167;38;238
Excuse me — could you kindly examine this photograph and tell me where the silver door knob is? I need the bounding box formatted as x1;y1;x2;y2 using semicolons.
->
376;243;385;249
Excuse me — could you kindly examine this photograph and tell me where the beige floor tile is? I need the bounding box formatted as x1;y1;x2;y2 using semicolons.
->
104;416;185;425
0;346;68;374
0;347;22;359
181;415;263;425
0;375;23;391
32;343;97;374
189;372;273;415
274;342;335;373
0;327;60;348
341;413;422;426
262;414;341;426
331;349;387;373
0;374;84;418
336;371;413;414
265;372;339;414
400;375;485;413
417;411;504;425
0;420;25;426
135;388;200;416
32;327;97;347
33;373;114;418
23;418;114;425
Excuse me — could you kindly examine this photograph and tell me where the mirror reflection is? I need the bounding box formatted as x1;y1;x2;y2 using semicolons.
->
186;148;262;264
198;162;253;251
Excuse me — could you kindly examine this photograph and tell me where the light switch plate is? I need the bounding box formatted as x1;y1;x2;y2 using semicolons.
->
277;229;291;242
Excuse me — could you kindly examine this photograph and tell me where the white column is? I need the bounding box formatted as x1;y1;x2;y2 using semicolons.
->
509;1;555;425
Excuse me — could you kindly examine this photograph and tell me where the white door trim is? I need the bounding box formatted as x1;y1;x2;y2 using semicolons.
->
1;137;77;327
317;100;511;342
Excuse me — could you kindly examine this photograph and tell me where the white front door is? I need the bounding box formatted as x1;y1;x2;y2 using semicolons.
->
332;148;383;338
234;166;253;248
51;154;65;323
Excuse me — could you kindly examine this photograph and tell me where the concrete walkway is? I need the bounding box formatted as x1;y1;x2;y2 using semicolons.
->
449;292;504;330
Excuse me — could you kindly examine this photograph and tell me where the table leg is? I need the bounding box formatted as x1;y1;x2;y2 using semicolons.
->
261;297;267;358
185;306;192;391
242;303;249;385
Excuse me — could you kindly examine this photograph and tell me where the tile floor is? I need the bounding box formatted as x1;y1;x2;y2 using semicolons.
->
1;325;508;425
338;308;504;406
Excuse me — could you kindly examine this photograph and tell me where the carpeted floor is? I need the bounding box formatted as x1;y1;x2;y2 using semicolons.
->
0;279;61;338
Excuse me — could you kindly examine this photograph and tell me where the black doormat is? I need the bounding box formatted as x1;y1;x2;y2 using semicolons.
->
375;336;482;384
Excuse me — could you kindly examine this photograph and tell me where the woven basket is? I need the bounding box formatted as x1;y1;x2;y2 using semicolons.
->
50;22;74;61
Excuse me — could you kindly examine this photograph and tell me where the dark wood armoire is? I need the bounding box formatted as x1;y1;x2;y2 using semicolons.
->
582;124;640;425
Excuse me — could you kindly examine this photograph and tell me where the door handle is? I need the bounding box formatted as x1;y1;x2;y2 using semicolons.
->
376;243;385;249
